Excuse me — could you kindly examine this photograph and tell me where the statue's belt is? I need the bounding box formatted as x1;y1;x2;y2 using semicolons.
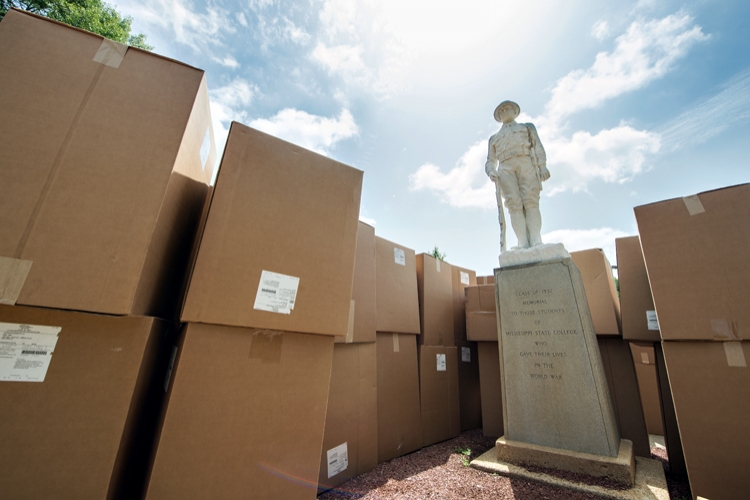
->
496;145;532;163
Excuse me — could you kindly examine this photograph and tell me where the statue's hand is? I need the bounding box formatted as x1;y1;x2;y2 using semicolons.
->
488;170;499;182
539;166;550;181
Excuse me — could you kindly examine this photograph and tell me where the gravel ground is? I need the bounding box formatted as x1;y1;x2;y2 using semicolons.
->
319;430;691;500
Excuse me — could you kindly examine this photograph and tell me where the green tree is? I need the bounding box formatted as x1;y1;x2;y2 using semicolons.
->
429;245;447;261
0;0;153;50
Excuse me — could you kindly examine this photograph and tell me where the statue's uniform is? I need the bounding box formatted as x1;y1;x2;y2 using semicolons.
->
485;121;546;212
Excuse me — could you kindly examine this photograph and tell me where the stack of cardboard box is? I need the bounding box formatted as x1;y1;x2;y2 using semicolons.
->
374;236;422;462
146;123;363;499
451;265;482;432
0;9;214;499
415;254;460;446
634;184;750;499
317;222;379;492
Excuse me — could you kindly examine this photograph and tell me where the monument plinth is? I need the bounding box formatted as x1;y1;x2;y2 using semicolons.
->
494;256;635;486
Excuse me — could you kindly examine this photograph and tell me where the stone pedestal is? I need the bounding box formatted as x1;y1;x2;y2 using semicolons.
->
492;256;635;486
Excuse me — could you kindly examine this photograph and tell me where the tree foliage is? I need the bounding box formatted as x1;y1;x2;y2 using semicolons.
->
0;0;153;50
429;246;447;262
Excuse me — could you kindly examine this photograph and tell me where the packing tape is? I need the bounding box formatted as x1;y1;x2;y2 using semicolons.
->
392;333;400;353
682;195;705;216
724;342;746;368
249;330;283;364
641;352;650;365
711;318;740;341
93;38;128;68
345;300;355;343
0;257;32;305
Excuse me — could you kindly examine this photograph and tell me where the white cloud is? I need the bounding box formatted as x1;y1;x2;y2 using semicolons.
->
213;55;240;68
409;141;496;210
591;20;610;40
411;12;708;206
209;78;258;162
313;43;367;77
236;12;248;27
124;0;235;52
249;108;359;155
658;68;750;152
542;228;631;264
546;14;709;122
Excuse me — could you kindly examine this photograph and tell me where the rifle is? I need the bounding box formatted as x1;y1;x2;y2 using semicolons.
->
494;177;506;253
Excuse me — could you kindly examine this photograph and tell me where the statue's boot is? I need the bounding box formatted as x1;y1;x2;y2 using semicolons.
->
509;210;530;249
526;207;543;247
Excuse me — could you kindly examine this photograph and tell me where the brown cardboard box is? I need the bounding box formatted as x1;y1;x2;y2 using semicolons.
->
616;236;660;342
0;9;215;319
477;341;504;438
318;343;378;492
451;265;477;344
418;346;460;446
628;342;664;435
182;122;363;337
416;254;454;346
661;341;750;499
570;249;621;336
653;343;687;476
376;333;422;462
336;222;377;344
456;340;482;431
465;285;498;342
597;338;650;457
375;237;420;335
476;275;495;285
147;323;334;500
0;304;171;499
634;184;750;341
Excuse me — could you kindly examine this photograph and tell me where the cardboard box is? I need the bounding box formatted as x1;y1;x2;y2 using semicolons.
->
376;333;422;462
416;254;454;346
182;122;363;337
616;236;660;342
634;184;750;341
597;338;650;457
0;9;215;319
375;237;420;335
653;342;687;476
465;285;498;342
570;249;621;336
147;323;334;500
318;342;377;492
628;342;664;435
661;340;750;499
418;346;460;446
456;340;482;431
477;341;504;438
451;265;477;344
476;275;495;285
0;304;171;499
336;222;377;344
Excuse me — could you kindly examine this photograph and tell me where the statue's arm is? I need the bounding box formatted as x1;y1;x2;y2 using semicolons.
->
527;123;550;181
485;136;499;180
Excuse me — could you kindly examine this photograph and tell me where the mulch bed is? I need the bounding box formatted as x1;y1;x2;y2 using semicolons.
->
319;430;691;499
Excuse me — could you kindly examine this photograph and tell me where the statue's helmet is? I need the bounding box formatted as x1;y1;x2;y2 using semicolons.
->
493;100;520;122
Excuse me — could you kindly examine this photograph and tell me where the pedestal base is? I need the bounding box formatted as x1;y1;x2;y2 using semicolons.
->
471;447;668;500
496;436;635;486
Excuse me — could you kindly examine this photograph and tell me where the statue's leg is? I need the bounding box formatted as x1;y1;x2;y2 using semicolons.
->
498;166;528;249
518;159;543;246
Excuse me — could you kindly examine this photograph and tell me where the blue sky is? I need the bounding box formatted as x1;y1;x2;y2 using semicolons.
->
116;0;749;275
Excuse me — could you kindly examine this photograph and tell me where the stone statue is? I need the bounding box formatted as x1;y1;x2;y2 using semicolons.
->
485;101;550;251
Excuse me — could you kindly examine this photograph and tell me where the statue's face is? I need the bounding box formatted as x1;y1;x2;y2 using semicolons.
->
498;105;516;123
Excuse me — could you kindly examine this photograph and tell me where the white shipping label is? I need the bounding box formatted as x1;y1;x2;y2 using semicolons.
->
461;347;471;363
253;270;300;314
436;259;441;272
327;442;349;478
460;272;470;285
436;353;447;371
0;322;61;382
394;247;406;266
646;311;660;331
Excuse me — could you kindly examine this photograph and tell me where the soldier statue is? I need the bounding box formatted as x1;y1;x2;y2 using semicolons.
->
485;100;550;251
